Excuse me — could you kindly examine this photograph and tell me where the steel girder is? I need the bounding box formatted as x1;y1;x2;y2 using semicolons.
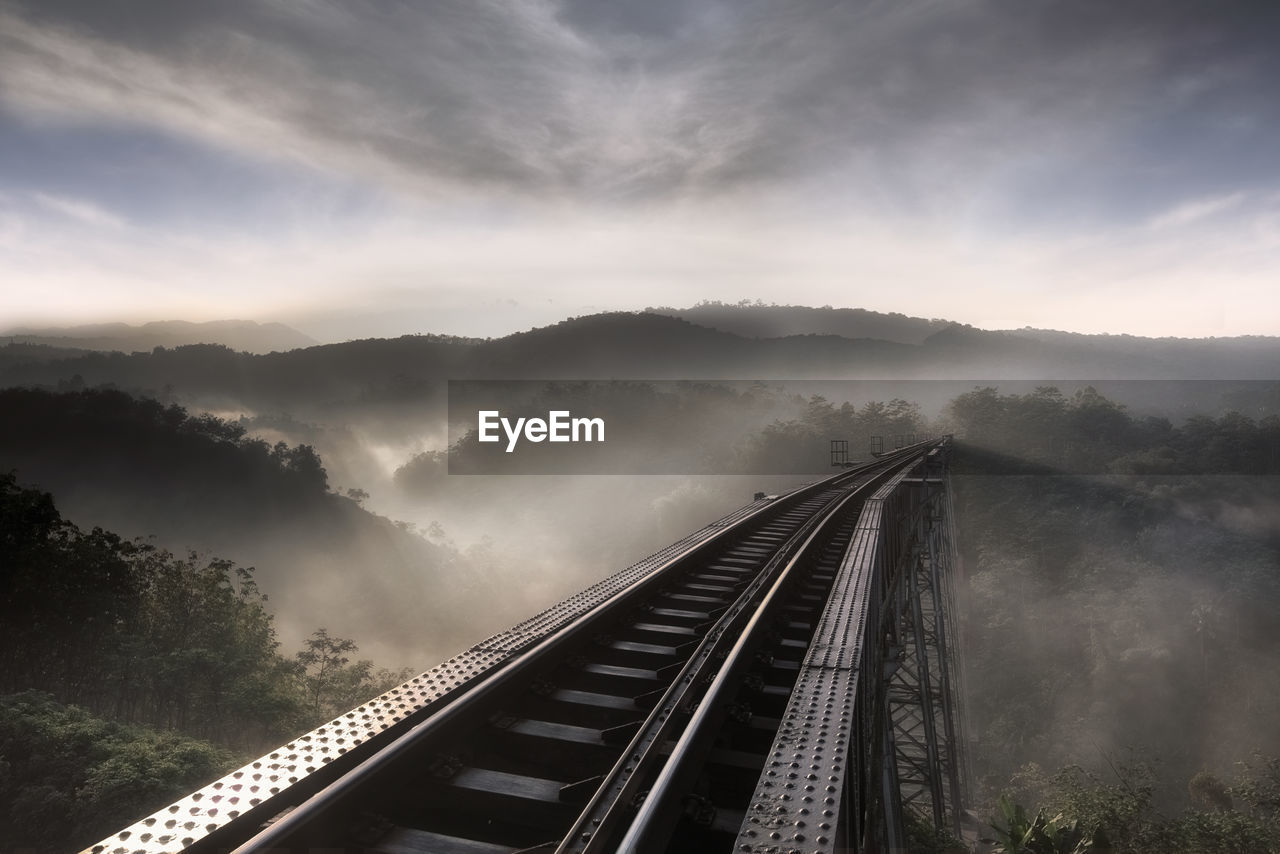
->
736;440;969;853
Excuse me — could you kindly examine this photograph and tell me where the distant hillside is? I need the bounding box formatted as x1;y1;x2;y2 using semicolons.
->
650;302;949;344
1000;325;1280;359
0;313;917;417
483;312;1279;380
2;312;1278;426
0;342;95;365
0;319;317;355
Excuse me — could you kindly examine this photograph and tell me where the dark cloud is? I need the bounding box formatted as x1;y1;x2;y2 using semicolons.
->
556;0;708;40
2;0;1278;217
7;0;256;48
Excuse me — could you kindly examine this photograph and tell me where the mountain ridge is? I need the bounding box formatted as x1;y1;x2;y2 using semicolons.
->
2;311;1278;421
1;319;318;355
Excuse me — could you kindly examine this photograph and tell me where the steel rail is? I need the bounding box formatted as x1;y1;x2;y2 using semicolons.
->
612;481;883;852
557;469;882;853
219;449;928;853
590;450;925;853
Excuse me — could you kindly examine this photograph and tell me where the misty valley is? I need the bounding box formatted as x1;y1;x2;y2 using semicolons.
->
2;308;1280;852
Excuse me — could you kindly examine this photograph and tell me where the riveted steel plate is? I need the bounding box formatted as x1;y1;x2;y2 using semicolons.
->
803;464;915;672
739;668;857;853
736;461;922;854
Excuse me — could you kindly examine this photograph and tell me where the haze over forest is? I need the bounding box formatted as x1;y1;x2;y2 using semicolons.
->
4;302;1280;653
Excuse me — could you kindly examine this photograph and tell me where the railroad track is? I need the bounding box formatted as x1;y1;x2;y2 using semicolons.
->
89;443;939;854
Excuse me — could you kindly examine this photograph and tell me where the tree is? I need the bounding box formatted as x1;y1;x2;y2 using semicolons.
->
948;386;1005;442
0;692;236;852
987;794;1101;853
294;629;364;717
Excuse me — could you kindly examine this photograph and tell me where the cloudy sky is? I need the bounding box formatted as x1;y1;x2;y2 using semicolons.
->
2;0;1278;340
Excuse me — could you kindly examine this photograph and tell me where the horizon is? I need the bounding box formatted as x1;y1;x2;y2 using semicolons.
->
3;2;1279;340
6;303;1280;346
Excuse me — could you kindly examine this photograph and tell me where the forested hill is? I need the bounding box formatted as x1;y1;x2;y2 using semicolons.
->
0;388;497;665
0;319;317;355
2;312;1278;420
0;473;416;852
649;302;950;344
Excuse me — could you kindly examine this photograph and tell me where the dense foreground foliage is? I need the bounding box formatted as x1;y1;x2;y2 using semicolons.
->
0;692;236;852
986;757;1280;853
0;472;407;747
0;473;409;849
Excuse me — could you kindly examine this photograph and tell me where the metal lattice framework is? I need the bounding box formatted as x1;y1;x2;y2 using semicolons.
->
880;448;970;838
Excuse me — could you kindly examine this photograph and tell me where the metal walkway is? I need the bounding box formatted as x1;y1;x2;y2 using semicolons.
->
85;438;966;854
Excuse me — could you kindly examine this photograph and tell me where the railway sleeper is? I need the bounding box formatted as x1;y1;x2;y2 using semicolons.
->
632;609;714;627
554;662;661;695
525;688;643;726
683;581;740;596
404;766;584;833
658;591;731;607
481;716;620;779
591;637;691;669
709;555;765;569
689;570;748;585
636;603;714;625
369;825;536;854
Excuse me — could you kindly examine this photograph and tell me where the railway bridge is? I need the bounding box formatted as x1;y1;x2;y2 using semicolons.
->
86;437;968;854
